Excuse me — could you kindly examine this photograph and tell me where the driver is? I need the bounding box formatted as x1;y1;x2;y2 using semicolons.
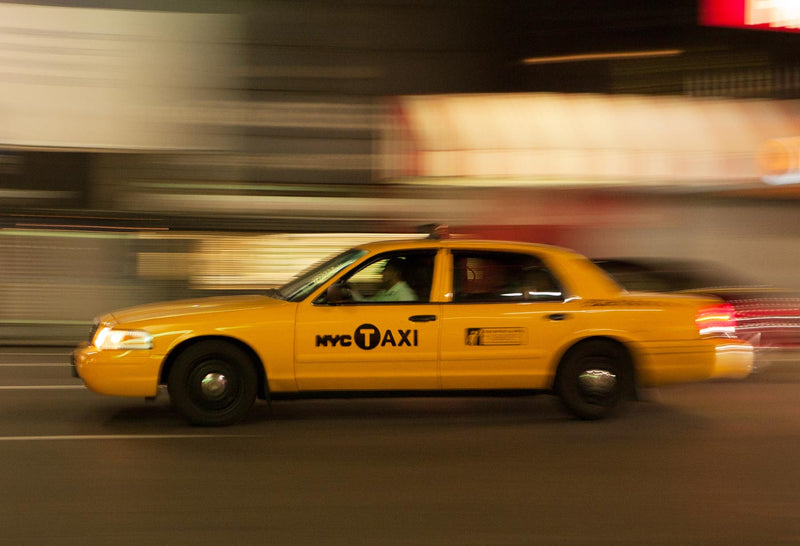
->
343;257;418;302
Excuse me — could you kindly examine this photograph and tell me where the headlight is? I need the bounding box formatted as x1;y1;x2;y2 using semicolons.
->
93;326;153;350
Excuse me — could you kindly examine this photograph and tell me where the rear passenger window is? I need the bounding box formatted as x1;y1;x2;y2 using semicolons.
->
452;251;562;303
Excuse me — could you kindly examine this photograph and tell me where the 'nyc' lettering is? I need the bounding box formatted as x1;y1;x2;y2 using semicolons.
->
315;334;352;347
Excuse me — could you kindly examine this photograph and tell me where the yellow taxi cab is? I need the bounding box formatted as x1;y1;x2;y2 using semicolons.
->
72;235;754;426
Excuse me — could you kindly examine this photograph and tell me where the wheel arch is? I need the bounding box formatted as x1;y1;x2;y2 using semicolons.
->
159;335;268;400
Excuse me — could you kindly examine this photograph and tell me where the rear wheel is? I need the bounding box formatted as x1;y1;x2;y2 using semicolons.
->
556;340;633;420
168;340;258;426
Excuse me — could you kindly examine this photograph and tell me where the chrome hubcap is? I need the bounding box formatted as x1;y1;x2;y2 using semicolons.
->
578;369;617;396
201;372;228;399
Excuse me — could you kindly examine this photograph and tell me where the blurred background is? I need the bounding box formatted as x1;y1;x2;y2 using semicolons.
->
3;0;800;344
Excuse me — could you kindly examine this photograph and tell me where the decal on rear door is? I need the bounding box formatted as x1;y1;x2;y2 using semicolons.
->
465;327;526;346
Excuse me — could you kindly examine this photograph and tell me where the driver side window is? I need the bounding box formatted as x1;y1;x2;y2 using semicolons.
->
348;259;393;300
322;250;437;304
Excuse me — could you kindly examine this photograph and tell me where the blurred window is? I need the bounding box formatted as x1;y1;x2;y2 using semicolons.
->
452;251;562;303
610;268;671;292
338;250;437;304
595;259;760;292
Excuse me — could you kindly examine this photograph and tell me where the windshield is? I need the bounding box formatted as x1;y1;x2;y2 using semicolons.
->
278;248;367;302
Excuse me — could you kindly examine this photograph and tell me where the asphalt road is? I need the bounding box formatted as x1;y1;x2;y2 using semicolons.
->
1;347;799;545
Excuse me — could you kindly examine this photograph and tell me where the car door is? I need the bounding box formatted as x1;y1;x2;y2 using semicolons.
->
439;249;572;390
294;249;441;391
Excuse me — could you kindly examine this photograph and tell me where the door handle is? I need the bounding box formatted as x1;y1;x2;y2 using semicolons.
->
409;315;437;323
547;313;568;321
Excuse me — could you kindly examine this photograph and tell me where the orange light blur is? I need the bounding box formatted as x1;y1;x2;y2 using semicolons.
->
522;49;683;65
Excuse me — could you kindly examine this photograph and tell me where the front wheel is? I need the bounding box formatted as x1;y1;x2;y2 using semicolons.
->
168;340;258;426
556;340;633;420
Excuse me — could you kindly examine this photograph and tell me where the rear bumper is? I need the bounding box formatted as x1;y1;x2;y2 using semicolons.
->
636;338;753;386
710;340;754;379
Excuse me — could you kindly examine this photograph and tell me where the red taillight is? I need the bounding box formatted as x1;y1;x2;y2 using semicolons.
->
696;303;737;337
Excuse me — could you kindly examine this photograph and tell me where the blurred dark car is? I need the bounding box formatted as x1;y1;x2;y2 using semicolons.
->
594;258;800;364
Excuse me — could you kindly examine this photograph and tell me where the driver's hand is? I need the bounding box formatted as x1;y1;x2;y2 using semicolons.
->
327;282;351;303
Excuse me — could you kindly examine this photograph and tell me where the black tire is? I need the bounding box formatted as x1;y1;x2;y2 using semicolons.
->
168;340;258;426
556;340;633;420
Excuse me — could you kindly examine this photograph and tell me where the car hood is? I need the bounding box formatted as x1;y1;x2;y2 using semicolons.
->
102;294;284;326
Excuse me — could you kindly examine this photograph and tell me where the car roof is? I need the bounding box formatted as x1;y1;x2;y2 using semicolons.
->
354;237;581;257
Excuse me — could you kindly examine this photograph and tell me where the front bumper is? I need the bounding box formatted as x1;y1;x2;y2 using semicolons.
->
72;343;161;397
70;343;84;378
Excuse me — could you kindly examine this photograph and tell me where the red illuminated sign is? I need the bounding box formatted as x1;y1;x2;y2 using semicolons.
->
701;0;800;33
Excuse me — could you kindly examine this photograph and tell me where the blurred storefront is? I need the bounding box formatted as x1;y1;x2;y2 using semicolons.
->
4;1;800;343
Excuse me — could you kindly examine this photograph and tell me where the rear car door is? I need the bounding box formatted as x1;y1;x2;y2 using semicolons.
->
439;249;573;390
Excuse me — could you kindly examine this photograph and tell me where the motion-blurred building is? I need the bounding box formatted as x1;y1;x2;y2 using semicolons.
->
3;0;800;342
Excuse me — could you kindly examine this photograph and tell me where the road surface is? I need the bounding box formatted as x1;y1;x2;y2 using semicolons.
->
0;348;798;545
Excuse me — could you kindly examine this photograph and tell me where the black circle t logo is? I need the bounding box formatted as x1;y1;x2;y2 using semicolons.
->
354;323;381;350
